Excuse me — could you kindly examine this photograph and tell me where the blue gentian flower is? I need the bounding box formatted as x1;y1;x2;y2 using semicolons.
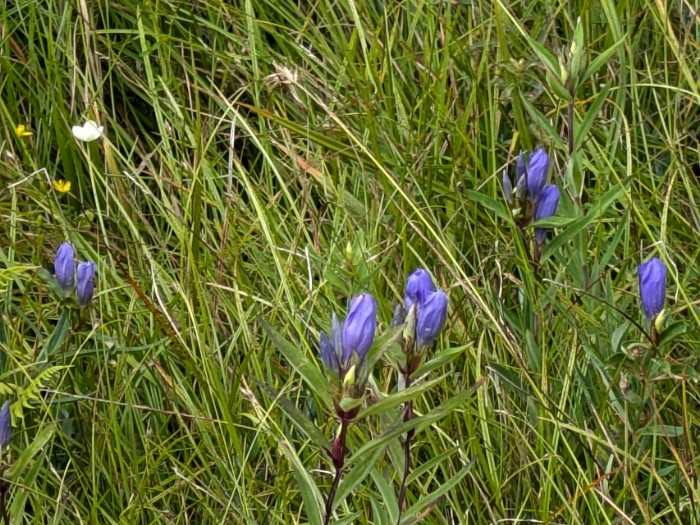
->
0;401;11;448
404;269;436;311
76;261;97;306
416;290;448;348
638;257;667;322
526;148;550;204
404;269;448;347
54;242;75;290
534;184;560;244
342;293;377;362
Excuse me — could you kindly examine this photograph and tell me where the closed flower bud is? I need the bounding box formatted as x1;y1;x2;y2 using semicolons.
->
55;242;75;290
341;293;377;362
76;261;97;306
416;290;448;348
404;268;436;311
319;332;339;373
534;184;560;245
516;151;527;181
526;148;550;204
638;257;667;322
502;171;513;205
0;401;11;448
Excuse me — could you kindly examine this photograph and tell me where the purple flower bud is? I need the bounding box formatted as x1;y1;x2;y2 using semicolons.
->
516;151;527;181
76;261;97;306
502;171;513;205
534;184;560;244
416;290;448;348
319;332;339;373
638;257;667;322
341;293;377;361
319;313;343;372
526;148;550;203
404;269;436;311
0;401;11;448
54;242;75;290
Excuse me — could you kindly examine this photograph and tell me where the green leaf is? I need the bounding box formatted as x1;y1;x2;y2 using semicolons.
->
542;185;623;260
365;325;403;371
39;308;71;362
401;461;473;523
519;97;567;149
349;378;486;463
357;375;447;420
416;344;469;377
637;425;683;438
254;380;330;453
8;424;55;480
581;37;625;84
528;37;562;77
276;434;324;525
574;83;612;151
658;321;686;347
464;190;511;222
546;71;573;103
260;319;333;409
334;444;386;510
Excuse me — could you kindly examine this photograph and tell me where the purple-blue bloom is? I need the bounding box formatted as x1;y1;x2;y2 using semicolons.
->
341;293;377;362
534;184;560;244
404;268;436;311
416;290;448;348
638;257;667;322
0;400;11;448
55;242;75;290
526;148;550;204
76;261;97;306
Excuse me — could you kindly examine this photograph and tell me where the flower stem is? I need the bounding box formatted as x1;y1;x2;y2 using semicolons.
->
0;464;9;525
396;371;414;524
324;418;350;525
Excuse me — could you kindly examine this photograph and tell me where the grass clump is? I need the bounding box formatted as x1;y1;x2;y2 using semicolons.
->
1;0;699;523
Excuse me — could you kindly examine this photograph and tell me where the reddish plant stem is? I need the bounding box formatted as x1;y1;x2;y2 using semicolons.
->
323;417;350;525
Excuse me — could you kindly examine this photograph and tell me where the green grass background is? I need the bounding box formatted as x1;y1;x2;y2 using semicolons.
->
1;0;699;523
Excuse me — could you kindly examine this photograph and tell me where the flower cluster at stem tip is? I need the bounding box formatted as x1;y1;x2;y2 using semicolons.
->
503;148;561;245
638;257;667;324
54;242;97;306
319;293;377;376
404;269;448;348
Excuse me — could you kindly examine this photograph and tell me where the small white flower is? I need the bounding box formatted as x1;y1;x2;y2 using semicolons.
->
71;120;104;142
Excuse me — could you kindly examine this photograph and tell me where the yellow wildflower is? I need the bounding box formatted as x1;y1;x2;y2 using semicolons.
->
15;124;33;138
53;180;71;193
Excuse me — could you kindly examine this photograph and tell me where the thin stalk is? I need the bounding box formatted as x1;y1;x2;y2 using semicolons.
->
0;465;9;525
396;371;414;524
324;418;350;525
